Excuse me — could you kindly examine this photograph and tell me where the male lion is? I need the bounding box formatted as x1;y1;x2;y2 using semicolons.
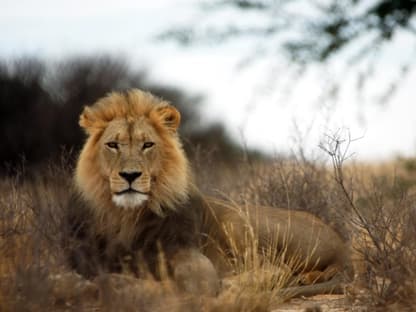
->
67;89;352;297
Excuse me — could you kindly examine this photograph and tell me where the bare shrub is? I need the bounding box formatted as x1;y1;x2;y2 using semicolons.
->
195;131;416;309
320;131;416;309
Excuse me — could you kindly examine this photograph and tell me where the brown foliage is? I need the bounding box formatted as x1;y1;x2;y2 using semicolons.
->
1;145;416;310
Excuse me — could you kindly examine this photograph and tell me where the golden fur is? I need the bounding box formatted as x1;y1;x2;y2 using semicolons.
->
70;89;352;297
75;90;192;243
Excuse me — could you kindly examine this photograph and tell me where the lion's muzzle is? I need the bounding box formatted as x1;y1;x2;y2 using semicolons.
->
109;170;152;209
112;192;149;209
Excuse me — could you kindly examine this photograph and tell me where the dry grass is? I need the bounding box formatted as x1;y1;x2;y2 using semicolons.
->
196;140;416;310
1;149;416;311
0;160;289;312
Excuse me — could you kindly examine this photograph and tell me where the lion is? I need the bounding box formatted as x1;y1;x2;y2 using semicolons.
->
66;89;352;298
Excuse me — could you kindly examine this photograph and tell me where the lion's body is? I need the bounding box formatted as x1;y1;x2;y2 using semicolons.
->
67;89;351;297
203;198;349;276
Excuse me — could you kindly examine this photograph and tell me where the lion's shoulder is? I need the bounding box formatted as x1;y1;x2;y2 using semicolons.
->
65;188;209;277
66;187;207;248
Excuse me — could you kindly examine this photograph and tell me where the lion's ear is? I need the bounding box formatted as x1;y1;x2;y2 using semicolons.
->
79;106;105;135
79;107;93;129
153;105;181;132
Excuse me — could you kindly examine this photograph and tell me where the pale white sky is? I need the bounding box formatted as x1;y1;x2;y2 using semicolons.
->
1;0;415;160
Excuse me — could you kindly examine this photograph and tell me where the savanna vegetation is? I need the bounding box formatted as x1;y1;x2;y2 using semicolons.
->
1;56;416;311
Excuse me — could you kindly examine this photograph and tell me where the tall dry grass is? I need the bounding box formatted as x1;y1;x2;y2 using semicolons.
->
0;158;291;312
195;137;416;310
1;146;416;311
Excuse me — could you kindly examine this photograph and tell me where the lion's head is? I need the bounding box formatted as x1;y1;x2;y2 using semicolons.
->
75;89;192;217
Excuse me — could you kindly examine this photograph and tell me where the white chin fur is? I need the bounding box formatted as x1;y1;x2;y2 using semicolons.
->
112;193;148;209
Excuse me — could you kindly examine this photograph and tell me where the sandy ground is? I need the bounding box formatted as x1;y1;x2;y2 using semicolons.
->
272;294;364;312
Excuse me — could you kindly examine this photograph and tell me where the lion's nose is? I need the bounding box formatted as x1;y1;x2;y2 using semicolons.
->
119;171;142;184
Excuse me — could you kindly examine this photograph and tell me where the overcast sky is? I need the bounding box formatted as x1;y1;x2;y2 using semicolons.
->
1;0;415;161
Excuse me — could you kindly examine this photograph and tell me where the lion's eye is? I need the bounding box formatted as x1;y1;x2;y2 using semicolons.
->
142;142;155;150
106;142;119;150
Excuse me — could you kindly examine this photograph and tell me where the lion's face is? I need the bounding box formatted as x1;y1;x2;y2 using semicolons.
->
100;118;161;209
75;90;191;216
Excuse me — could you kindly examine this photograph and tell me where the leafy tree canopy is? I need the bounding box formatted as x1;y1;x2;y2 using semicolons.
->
160;0;416;104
